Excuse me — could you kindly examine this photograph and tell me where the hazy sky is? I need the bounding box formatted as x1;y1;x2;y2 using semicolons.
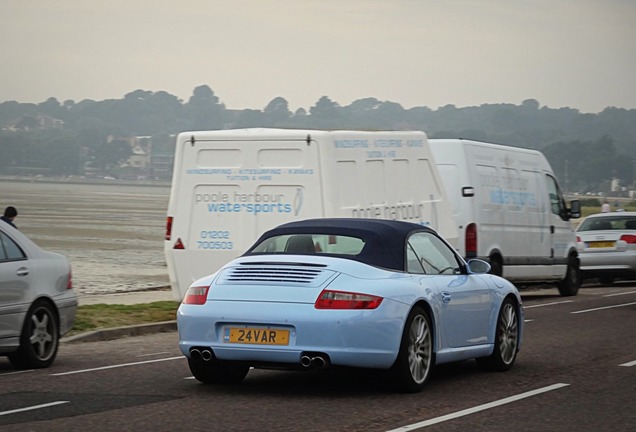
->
2;0;635;113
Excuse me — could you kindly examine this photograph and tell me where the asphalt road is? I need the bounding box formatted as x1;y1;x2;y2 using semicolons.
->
1;284;635;432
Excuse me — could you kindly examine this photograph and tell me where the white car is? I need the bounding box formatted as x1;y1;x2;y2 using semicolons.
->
0;221;77;368
576;211;636;284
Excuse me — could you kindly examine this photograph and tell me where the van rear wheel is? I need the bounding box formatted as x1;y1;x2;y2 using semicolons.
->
489;255;503;277
558;255;580;296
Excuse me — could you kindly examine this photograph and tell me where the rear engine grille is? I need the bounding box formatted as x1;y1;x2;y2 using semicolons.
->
222;263;327;284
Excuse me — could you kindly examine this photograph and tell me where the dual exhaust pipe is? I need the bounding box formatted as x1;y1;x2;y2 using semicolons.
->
300;352;330;369
190;347;330;369
190;348;214;362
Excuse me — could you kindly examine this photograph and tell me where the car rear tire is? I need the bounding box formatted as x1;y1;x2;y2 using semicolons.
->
188;359;249;384
558;254;580;296
389;306;434;393
8;300;59;369
476;298;519;371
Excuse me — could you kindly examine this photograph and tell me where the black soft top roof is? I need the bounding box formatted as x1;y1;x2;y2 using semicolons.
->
244;218;435;271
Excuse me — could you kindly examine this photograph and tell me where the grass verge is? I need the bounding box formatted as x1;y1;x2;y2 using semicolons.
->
68;301;180;336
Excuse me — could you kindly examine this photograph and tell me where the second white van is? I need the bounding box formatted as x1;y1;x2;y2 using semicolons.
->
429;138;581;296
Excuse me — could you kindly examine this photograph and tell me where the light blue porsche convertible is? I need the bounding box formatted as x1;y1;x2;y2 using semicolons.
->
177;219;523;392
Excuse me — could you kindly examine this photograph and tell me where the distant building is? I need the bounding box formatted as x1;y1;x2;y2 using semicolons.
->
104;135;174;180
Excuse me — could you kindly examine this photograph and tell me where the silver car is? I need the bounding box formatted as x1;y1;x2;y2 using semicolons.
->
576;211;636;284
0;221;77;368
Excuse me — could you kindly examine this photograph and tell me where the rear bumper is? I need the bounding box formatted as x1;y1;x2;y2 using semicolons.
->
579;251;636;280
54;294;78;336
177;300;408;369
580;251;636;271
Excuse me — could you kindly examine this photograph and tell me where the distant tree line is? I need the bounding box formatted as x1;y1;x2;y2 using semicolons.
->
1;84;635;192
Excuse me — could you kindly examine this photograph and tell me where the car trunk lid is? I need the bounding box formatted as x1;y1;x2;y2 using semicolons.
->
210;261;338;303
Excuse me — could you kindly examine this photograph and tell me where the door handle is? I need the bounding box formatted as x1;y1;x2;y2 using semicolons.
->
16;267;29;277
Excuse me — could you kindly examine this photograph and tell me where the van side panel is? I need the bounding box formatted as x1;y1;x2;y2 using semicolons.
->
468;144;555;279
324;131;456;245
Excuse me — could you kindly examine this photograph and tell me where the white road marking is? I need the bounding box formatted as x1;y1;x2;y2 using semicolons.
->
523;300;574;309
619;360;636;367
571;301;636;314
604;290;636;297
0;369;34;377
51;356;183;376
385;383;570;431
524;319;534;323
0;401;69;417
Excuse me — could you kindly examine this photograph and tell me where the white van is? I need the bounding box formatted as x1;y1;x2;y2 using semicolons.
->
165;128;456;300
429;139;581;296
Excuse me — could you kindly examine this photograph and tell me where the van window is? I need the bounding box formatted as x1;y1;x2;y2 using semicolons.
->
546;175;566;220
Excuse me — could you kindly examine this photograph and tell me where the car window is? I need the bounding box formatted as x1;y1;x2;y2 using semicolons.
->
250;234;365;255
578;217;636;231
0;231;26;261
406;232;461;275
406;244;426;274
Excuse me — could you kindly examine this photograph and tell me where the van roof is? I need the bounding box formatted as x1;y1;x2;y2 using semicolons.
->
179;128;427;141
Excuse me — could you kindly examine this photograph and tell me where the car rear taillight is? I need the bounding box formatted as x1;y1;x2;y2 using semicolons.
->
620;234;636;244
67;267;73;290
576;235;581;243
315;289;383;310
465;223;477;257
183;286;210;305
165;216;173;241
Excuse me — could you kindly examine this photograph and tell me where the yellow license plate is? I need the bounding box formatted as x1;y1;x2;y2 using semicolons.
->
227;328;290;345
589;241;615;248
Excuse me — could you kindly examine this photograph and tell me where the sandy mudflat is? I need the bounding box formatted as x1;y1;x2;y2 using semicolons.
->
0;179;171;295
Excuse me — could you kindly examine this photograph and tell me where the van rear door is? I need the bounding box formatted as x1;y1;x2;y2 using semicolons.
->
167;134;322;299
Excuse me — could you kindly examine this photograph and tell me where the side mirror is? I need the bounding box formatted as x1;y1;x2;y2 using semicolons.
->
569;200;581;219
467;259;491;274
